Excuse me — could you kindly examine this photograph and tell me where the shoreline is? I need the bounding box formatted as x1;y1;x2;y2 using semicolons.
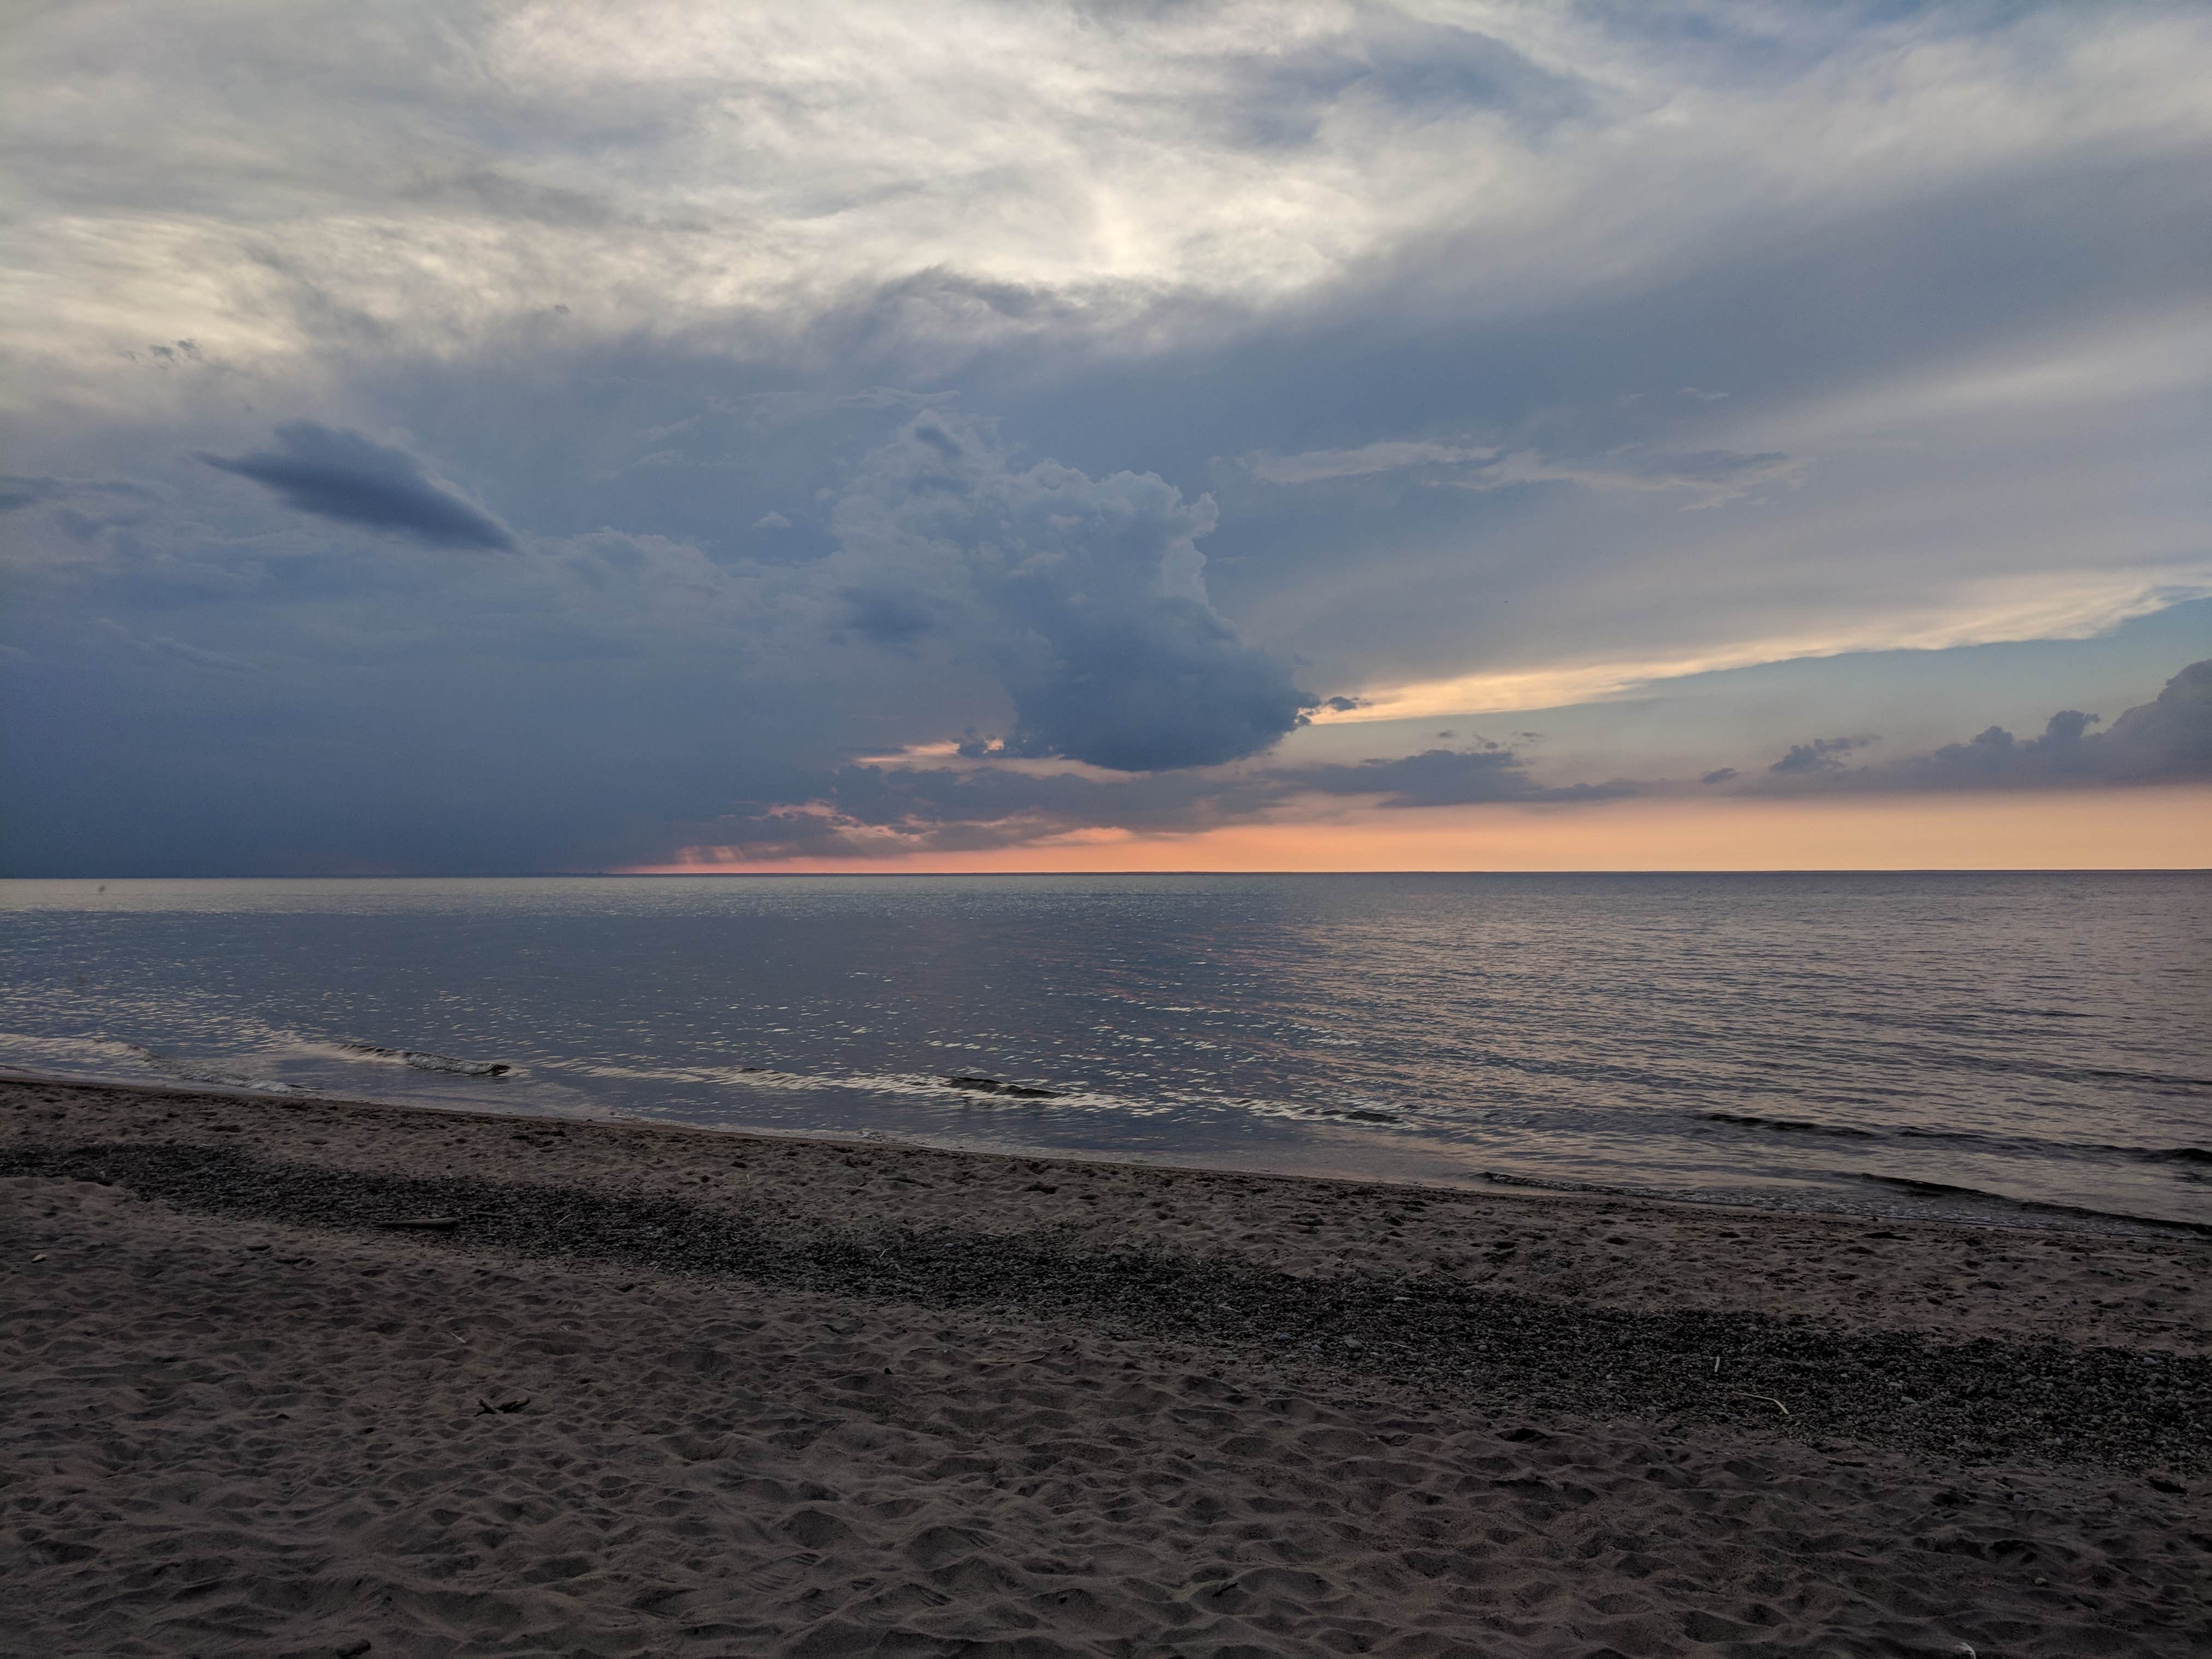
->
7;1063;2202;1247
9;1074;2209;1655
9;1073;2210;1352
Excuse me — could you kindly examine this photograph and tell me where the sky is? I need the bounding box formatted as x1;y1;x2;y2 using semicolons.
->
3;0;2209;875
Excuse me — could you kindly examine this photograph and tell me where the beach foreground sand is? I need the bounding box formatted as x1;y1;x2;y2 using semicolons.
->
5;1078;2208;1657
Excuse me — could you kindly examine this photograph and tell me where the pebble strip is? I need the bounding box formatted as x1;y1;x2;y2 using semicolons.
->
8;1138;2205;1479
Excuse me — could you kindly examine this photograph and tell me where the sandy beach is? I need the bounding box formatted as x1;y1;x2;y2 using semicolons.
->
5;1076;2207;1657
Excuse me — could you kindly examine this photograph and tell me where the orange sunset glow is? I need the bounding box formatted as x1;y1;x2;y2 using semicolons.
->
626;786;2212;875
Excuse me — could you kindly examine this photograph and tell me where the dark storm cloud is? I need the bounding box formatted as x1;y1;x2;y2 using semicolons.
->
998;601;1314;772
200;423;517;551
832;415;1314;772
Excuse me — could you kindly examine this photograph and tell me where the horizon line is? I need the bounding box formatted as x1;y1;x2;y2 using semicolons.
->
8;867;2209;881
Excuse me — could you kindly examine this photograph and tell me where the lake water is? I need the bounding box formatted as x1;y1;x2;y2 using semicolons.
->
3;873;2207;1234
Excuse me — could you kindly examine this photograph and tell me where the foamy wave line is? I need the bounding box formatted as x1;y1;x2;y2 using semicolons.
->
566;1055;1436;1129
337;1041;511;1078
0;1033;307;1095
0;1033;152;1068
566;1058;1192;1117
125;1043;304;1094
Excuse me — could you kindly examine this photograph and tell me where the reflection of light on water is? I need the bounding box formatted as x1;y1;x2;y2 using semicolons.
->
2;873;2207;1234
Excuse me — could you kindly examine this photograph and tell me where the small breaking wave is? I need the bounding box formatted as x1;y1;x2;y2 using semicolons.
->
567;1056;1201;1120
944;1073;1062;1099
338;1041;510;1078
0;1033;303;1093
1854;1172;2212;1237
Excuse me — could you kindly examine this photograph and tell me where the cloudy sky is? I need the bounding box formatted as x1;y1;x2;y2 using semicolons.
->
4;0;2209;874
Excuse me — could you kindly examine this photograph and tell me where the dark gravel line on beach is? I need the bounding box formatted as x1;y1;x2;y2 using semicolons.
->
10;1139;2207;1479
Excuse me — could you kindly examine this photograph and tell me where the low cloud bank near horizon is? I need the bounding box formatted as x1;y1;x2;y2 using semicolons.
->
640;660;2212;868
1750;660;2212;795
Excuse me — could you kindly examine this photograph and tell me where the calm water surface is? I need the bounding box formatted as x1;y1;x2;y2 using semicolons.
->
3;873;2207;1234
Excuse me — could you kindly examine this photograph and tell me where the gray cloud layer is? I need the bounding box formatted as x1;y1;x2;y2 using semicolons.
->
1274;746;1634;809
2;3;2209;873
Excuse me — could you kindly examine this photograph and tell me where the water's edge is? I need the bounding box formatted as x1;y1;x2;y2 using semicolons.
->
10;1064;2203;1245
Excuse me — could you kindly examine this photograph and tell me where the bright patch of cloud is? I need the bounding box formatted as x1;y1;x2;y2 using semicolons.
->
1313;567;2212;723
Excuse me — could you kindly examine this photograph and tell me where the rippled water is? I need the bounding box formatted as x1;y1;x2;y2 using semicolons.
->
3;873;2207;1233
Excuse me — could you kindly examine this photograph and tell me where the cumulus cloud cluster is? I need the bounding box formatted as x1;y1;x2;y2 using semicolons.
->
828;417;1312;772
1670;662;2212;802
1851;661;2212;790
